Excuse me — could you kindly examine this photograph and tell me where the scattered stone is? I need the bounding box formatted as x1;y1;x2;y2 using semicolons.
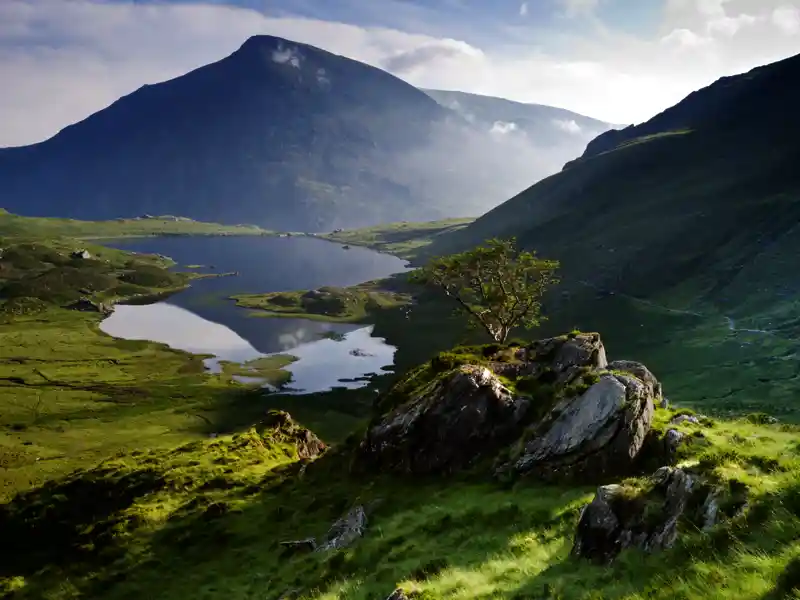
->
660;397;670;409
385;590;410;600
572;466;724;564
71;249;92;260
664;429;684;455
315;505;368;552
670;414;700;425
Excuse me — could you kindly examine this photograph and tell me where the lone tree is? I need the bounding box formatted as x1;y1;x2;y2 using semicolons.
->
411;237;559;343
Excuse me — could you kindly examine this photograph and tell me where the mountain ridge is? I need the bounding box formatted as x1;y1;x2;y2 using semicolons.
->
0;35;614;232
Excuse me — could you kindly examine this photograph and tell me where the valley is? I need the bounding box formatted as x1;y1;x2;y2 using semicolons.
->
1;26;800;600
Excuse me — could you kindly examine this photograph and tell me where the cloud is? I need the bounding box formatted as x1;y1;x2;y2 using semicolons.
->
272;44;302;68
0;0;799;148
772;5;800;34
560;0;600;18
520;3;528;17
490;121;518;134
552;118;582;134
382;39;482;74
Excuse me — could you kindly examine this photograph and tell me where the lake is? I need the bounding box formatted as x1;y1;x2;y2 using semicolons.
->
100;235;409;393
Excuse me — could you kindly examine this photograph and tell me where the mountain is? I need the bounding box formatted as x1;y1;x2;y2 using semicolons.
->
423;88;621;146
0;37;614;233
426;52;800;410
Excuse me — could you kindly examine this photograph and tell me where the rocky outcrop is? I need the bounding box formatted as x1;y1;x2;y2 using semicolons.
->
259;410;326;460
358;365;530;474
572;466;746;564
356;333;658;481
507;373;654;481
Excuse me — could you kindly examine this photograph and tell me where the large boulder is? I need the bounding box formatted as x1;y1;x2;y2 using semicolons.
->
505;372;654;481
357;333;658;481
258;410;326;460
358;365;531;474
571;466;748;564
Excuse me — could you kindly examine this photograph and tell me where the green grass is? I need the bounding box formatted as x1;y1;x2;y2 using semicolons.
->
218;355;299;387
0;226;309;499
232;281;412;323
318;219;474;261
0;208;272;240
4;401;800;600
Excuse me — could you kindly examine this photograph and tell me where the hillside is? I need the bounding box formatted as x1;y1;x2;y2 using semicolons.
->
4;334;800;600
0;37;611;233
419;52;800;415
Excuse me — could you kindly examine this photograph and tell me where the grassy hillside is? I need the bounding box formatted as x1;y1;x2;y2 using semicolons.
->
3;359;800;600
0;208;270;239
0;220;308;499
418;52;800;419
318;218;474;260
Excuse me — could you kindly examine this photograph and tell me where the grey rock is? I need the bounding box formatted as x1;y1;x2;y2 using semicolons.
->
607;360;663;402
572;466;722;564
511;373;654;479
316;505;368;552
385;590;409;600
71;249;92;260
665;428;684;451
670;414;700;425
358;365;530;474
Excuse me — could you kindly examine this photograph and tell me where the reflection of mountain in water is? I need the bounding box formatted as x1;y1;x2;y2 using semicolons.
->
107;235;409;354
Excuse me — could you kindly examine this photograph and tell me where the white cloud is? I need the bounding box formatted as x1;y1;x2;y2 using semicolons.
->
0;0;798;147
520;3;529;17
490;121;518;134
552;118;582;134
272;44;302;68
772;5;800;34
560;0;600;18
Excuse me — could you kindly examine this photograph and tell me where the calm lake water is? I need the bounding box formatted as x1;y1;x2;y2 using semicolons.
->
99;236;409;393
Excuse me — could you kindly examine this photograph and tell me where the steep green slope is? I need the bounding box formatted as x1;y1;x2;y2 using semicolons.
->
423;52;800;415
4;354;800;600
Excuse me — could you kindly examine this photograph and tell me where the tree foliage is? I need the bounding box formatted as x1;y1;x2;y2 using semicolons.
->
410;237;560;343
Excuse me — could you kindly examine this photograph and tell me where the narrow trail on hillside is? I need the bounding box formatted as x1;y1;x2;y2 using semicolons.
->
576;280;775;337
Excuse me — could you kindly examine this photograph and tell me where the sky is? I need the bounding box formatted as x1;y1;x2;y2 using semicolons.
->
0;0;799;147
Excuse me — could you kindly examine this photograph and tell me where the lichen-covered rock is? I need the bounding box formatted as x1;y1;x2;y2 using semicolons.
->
607;360;662;403
572;466;725;564
259;410;326;460
507;373;654;481
357;332;659;481
497;332;607;384
358;365;531;474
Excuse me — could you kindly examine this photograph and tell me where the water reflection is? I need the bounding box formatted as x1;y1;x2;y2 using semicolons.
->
100;236;409;392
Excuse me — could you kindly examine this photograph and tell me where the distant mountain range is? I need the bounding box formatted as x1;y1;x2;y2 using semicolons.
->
0;35;615;232
423;89;622;146
431;51;800;341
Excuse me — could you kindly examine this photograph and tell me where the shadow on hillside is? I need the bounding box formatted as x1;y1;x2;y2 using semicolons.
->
9;441;800;600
